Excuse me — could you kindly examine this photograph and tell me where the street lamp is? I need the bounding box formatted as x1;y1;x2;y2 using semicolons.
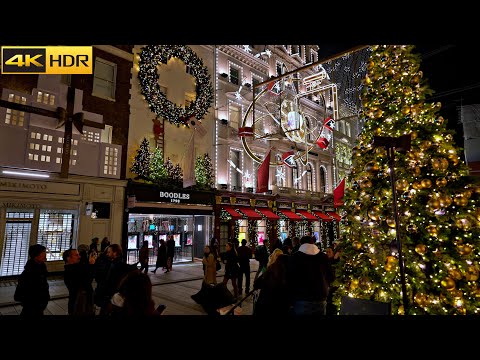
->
372;134;411;314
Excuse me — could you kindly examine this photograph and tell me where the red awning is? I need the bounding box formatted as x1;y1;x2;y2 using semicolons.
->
327;212;343;222
296;209;318;221
256;208;280;220
278;209;303;221
236;207;262;220
312;211;333;222
222;206;243;220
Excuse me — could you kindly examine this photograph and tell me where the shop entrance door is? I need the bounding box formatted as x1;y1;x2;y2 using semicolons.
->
1;212;33;276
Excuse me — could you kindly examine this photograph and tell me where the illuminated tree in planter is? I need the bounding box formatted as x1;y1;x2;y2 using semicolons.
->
165;157;183;187
195;153;214;190
335;45;480;315
149;147;168;185
130;137;151;181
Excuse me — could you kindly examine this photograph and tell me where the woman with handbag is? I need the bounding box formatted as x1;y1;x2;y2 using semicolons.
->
202;245;217;285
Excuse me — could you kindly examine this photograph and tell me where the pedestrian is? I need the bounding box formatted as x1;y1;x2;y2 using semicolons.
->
165;234;175;273
221;242;240;298
100;237;110;253
151;238;167;274
237;239;252;295
138;240;149;274
89;237;99;256
253;241;269;282
63;248;96;316
14;244;50;317
288;235;334;315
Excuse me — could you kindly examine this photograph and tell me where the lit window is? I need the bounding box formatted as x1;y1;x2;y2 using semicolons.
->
93;58;116;99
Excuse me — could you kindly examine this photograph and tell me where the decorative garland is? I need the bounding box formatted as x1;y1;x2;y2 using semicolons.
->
248;220;258;248
138;45;214;127
234;220;240;244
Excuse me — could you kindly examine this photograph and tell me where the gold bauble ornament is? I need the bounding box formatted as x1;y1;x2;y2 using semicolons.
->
438;195;452;207
427;198;440;210
436;177;448;187
370;258;378;266
365;161;380;173
411;131;418;140
449;269;462;281
457;307;467;315
452;289;463;299
440;158;449;171
414;293;427;306
395;179;409;192
436;116;444;125
431;158;441;170
360;179;373;189
458;244;473;256
419;140;432;150
375;109;384;118
352;241;362;250
367;60;375;70
407;224;417;233
441;277;456;291
386;255;397;264
476;208;480;221
426;225;438;237
368;206;381;221
414;167;421;176
386;218;396;228
412;182;423;190
415;244;427;255
365;75;373;84
397;305;405;315
350;279;359;290
402;106;411;115
455;217;471;231
465;266;479;281
384;263;393;272
359;277;371;290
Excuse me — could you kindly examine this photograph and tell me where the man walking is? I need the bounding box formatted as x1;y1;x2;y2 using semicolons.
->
237;239;252;295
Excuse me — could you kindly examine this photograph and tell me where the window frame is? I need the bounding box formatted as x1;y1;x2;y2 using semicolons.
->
92;57;117;101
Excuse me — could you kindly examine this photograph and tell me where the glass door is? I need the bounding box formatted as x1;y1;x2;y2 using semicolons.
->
1;212;34;276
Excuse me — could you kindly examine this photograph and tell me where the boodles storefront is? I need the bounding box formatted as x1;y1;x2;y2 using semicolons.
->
125;182;215;265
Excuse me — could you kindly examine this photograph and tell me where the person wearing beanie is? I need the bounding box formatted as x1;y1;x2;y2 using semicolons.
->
14;244;50;316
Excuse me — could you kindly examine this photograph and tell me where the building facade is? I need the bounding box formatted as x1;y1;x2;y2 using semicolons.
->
125;44;368;260
0;45;132;276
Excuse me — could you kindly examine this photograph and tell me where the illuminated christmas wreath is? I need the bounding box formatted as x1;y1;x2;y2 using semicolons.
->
138;45;213;127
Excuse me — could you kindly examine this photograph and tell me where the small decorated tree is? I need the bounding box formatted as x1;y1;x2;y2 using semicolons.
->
130;137;151;181
195;153;214;190
149;147;168;185
165;158;183;187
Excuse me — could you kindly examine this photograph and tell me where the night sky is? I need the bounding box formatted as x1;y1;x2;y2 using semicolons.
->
318;44;480;155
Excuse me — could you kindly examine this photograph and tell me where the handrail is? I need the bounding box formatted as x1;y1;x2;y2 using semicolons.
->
224;288;257;315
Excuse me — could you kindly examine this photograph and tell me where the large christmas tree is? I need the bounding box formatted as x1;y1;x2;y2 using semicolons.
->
130;137;151;181
335;45;480;315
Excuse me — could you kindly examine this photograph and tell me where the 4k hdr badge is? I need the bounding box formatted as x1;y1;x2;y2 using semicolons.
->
1;46;93;74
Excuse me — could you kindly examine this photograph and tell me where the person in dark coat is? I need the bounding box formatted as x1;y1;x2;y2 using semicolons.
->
221;242;239;298
14;244;50;316
237;239;252;295
151;239;167;274
165;235;175;273
94;244;132;316
100;237;110;253
253;250;290;316
288;236;335;315
138;240;149;274
89;237;99;256
63;248;96;316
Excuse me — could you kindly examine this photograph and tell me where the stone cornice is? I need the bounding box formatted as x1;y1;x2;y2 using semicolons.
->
218;46;269;73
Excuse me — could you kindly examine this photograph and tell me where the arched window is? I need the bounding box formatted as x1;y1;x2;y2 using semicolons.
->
306;163;313;191
292;161;299;189
276;154;286;187
320;166;326;193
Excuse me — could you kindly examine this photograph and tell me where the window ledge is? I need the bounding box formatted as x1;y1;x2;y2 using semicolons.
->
92;92;116;102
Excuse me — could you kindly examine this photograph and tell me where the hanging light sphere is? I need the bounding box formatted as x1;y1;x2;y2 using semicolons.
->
441;277;456;291
415;244;427;255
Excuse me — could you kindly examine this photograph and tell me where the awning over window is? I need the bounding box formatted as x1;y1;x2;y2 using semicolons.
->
312;211;333;222
236;207;263;220
278;209;303;221
256;208;280;220
222;206;243;220
296;209;318;221
327;212;343;222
